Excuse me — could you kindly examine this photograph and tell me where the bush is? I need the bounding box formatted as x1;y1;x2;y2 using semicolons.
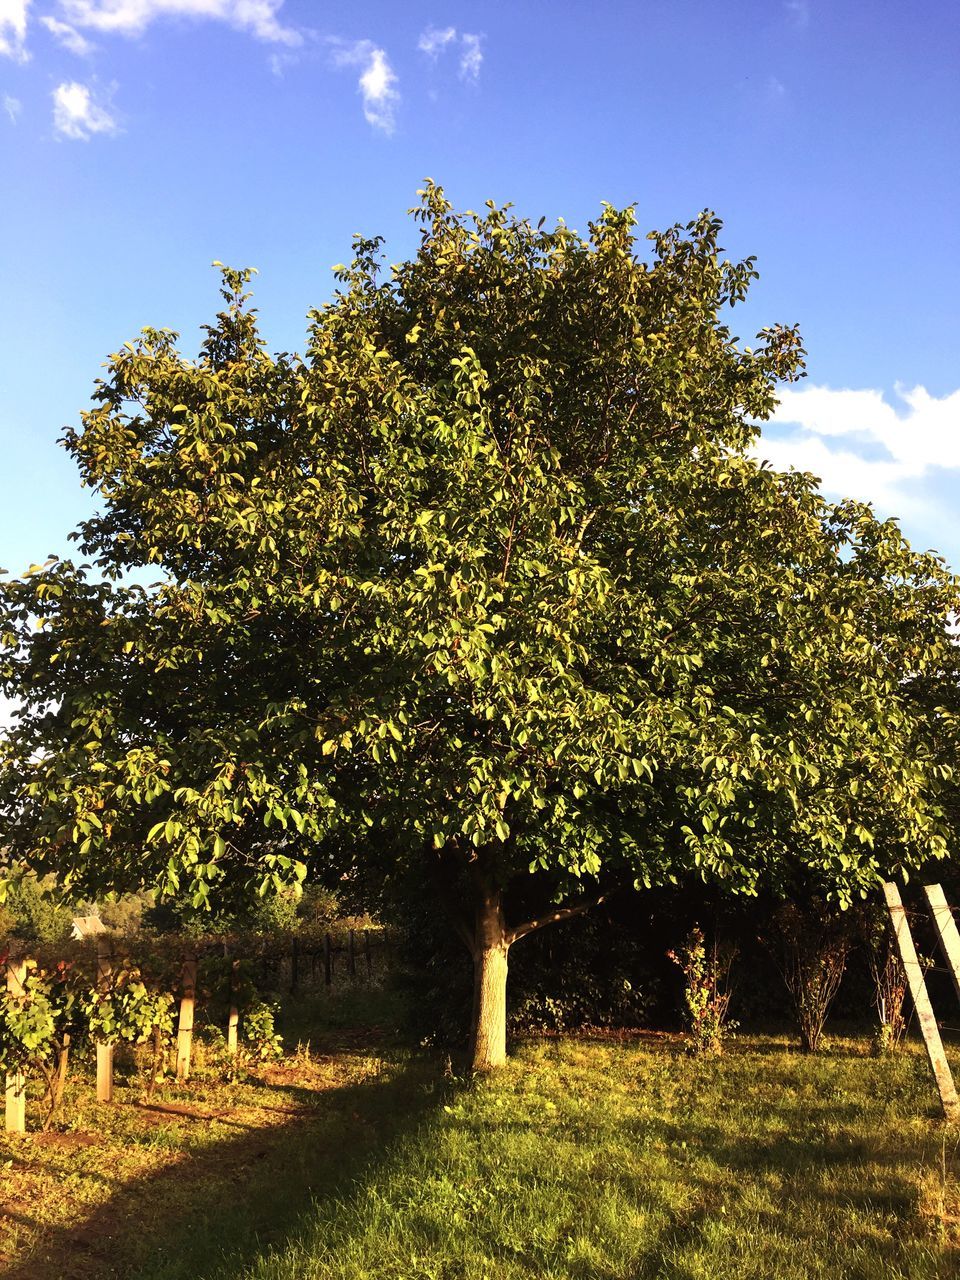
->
668;925;738;1056
768;900;854;1052
860;904;907;1053
242;1000;283;1060
0;954;79;1127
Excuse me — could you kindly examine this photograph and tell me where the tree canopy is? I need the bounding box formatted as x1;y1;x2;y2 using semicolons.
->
2;184;958;1067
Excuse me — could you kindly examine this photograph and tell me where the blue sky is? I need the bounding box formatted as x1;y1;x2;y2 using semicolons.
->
1;0;959;586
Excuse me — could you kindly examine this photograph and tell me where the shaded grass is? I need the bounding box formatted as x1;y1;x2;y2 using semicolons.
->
0;986;440;1280
4;1013;960;1278
214;1034;960;1280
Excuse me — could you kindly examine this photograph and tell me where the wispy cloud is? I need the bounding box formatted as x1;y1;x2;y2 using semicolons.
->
56;0;300;44
331;38;399;134
417;25;484;82
52;78;117;138
417;24;454;58
0;0;31;61
754;382;960;518
459;32;482;81
41;13;94;53
3;91;21;120
4;0;300;62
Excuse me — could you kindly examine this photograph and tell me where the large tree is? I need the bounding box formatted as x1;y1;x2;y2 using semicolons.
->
2;186;958;1068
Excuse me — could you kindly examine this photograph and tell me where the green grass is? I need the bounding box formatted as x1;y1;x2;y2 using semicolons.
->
203;1034;960;1280
4;1007;960;1279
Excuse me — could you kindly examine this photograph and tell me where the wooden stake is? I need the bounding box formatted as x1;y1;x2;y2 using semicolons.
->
5;958;27;1135
884;882;960;1121
324;931;332;987
95;937;114;1104
349;929;356;978
227;957;239;1056
924;883;960;1007
176;955;198;1080
365;931;372;977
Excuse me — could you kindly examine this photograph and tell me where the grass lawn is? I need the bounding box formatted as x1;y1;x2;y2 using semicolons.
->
2;999;960;1279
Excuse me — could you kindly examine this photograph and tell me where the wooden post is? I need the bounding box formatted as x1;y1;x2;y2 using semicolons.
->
95;937;114;1104
225;945;239;1057
324;931;332;987
176;955;198;1081
349;929;357;978
884;882;960;1121
924;884;960;1007
227;992;239;1056
365;931;372;977
4;958;27;1135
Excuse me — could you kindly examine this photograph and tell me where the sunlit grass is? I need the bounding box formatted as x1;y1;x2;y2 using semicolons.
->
221;1034;960;1280
4;1009;960;1279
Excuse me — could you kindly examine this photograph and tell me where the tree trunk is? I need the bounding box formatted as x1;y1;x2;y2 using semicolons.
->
469;885;510;1072
435;849;611;1072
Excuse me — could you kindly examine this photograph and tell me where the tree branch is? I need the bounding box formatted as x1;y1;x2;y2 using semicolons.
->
507;890;610;945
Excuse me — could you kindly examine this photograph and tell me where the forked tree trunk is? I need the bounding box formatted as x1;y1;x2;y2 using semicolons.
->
469;886;510;1072
442;855;609;1073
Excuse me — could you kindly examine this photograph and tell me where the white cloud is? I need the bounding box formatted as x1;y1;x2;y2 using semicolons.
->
52;78;117;138
417;24;454;58
417;25;483;82
4;0;299;62
3;91;21;119
56;0;300;44
332;39;399;134
0;0;31;61
459;32;482;81
41;13;94;52
754;382;960;516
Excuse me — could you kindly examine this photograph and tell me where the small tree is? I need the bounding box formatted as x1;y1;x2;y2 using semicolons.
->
2;187;959;1069
770;900;854;1053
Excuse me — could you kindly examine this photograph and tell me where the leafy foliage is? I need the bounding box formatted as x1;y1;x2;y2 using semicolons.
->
1;186;959;1057
80;964;175;1047
241;999;283;1060
0;955;78;1126
0;870;74;943
668;924;737;1055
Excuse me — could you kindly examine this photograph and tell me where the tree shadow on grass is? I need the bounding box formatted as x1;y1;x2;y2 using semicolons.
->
0;1052;446;1280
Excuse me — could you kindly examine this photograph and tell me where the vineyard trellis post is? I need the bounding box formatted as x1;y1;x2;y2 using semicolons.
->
176;954;198;1080
923;884;960;1007
4;956;27;1135
224;941;239;1057
95;936;114;1104
883;881;960;1122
